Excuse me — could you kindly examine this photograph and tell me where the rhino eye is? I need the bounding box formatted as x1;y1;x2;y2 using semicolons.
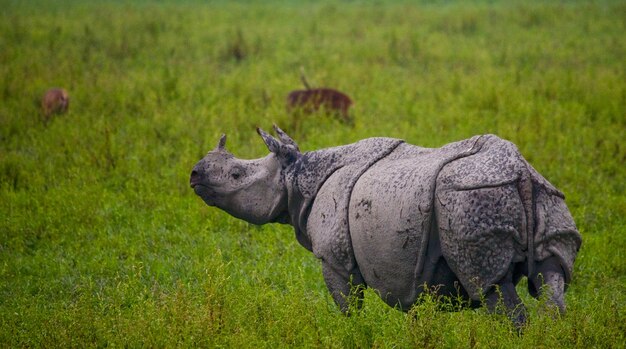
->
230;167;244;180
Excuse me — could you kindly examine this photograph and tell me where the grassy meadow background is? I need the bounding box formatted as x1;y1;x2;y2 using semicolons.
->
1;0;625;347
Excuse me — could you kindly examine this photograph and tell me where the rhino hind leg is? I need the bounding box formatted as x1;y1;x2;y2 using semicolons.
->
529;256;566;314
484;266;527;327
436;185;524;300
423;257;476;308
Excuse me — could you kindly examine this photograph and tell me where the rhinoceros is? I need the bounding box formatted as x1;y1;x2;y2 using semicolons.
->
190;126;581;324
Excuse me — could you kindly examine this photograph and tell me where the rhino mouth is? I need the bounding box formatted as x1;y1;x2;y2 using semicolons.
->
191;183;217;206
190;169;205;188
189;178;201;188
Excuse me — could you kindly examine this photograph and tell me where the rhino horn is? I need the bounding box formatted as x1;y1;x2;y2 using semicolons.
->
273;124;299;151
257;127;300;168
216;134;227;151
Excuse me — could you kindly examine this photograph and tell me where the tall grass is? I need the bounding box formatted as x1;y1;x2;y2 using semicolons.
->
1;1;624;347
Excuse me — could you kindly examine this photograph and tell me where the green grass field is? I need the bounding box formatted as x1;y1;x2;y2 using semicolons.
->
1;0;624;347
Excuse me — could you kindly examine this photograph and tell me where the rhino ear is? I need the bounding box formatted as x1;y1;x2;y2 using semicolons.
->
273;124;299;151
257;128;280;153
216;134;227;151
257;127;300;168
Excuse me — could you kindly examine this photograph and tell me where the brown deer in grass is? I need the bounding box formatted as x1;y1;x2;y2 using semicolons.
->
41;88;69;123
286;72;353;124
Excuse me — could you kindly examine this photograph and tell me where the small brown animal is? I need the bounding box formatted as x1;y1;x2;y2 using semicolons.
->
41;88;69;122
286;70;353;124
286;87;353;123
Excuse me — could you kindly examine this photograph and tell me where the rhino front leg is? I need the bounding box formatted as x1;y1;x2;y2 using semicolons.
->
484;267;527;327
321;261;365;313
529;256;566;314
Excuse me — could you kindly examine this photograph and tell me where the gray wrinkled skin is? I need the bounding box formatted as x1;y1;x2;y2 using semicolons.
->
190;126;581;325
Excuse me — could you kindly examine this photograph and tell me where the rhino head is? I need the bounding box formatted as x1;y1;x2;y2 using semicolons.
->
190;125;300;225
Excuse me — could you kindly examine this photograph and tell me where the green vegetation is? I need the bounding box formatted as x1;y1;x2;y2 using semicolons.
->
1;1;624;347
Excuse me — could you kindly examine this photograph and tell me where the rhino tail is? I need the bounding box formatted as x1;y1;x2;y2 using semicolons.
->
516;164;536;278
521;157;582;287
